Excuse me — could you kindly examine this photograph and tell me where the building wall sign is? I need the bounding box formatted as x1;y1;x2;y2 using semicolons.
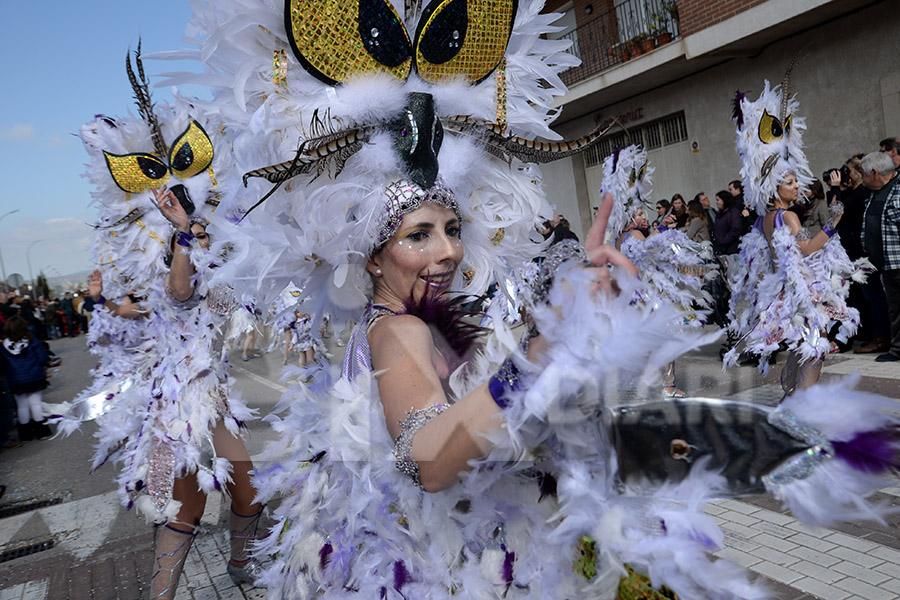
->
596;107;644;130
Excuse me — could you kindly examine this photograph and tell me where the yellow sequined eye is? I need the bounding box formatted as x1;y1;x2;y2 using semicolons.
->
168;120;215;180
637;162;647;181
629;168;637;187
758;110;784;144
286;0;412;86
290;289;301;297
103;151;170;194
783;114;793;137
414;0;517;84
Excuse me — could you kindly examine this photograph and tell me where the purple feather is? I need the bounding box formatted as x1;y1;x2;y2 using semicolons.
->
611;147;622;173
319;542;333;571
393;560;410;591
502;549;515;591
833;429;900;474
402;289;486;373
732;91;746;129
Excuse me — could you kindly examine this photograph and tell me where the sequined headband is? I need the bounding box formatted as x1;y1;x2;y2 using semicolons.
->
377;180;460;245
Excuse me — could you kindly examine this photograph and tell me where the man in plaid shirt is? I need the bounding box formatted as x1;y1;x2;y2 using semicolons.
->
861;151;900;362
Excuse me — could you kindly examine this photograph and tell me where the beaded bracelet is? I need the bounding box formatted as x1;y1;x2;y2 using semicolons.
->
175;230;195;247
95;295;106;305
488;358;521;409
657;225;667;233
823;223;837;238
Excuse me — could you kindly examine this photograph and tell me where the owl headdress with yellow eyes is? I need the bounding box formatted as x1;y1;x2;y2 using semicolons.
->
733;61;813;215
81;47;226;299
151;0;604;320
599;144;654;238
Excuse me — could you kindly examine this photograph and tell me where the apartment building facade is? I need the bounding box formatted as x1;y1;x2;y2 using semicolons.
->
539;0;900;238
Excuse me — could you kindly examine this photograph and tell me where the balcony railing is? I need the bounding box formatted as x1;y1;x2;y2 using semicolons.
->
560;0;680;87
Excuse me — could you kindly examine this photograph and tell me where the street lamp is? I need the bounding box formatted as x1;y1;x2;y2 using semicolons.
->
0;209;20;282
26;239;43;291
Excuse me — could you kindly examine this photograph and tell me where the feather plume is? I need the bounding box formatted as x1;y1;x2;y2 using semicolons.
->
731;90;746;129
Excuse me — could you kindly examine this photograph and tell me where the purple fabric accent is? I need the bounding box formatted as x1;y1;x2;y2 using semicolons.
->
319;542;333;571
774;210;784;227
402;290;486;373
393;560;410;591
176;230;195;247
753;215;765;233
823;223;837;237
488;376;512;409
340;304;397;381
833;429;899;474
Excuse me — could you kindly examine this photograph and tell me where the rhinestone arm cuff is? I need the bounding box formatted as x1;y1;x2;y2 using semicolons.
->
393;403;450;488
532;240;591;303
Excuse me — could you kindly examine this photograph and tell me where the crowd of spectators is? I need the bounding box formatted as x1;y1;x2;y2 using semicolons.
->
623;136;900;360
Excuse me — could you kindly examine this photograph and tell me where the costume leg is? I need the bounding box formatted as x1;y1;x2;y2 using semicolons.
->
661;362;686;397
14;393;32;424
149;473;207;599
149;523;197;600
212;420;264;586
780;352;822;397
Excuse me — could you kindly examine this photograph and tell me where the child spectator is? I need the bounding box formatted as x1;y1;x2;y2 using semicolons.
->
0;316;52;441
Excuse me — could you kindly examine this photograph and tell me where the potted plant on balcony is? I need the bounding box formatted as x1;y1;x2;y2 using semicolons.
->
637;32;654;53
651;13;672;46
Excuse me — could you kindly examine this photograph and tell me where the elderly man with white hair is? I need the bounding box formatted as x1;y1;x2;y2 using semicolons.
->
861;150;900;361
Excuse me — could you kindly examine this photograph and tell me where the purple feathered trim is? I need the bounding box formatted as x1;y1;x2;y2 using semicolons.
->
537;471;557;502
402;289;486;372
393;560;410;591
732;91;746;129
833;429;900;474
319;542;333;571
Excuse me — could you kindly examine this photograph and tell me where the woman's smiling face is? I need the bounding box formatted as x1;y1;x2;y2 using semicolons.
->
367;202;463;309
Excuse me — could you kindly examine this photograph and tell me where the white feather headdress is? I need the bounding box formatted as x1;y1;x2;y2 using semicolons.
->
80;48;225;299
732;61;813;215
149;0;602;321
599;144;654;238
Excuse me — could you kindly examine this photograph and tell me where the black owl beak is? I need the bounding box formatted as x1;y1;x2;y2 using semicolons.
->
169;184;196;215
389;93;444;189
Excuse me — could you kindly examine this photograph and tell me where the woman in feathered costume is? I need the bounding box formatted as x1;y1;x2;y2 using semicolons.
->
57;48;264;599
724;63;869;394
152;2;900;598
601;144;714;396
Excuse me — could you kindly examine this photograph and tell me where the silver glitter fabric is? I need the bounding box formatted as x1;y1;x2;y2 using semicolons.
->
532;239;591;303
340;303;398;381
394;403;450;487
377;179;460;245
148;437;176;513
761;408;833;491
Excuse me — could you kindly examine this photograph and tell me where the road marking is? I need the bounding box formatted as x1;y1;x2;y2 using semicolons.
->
231;366;289;393
38;491;119;561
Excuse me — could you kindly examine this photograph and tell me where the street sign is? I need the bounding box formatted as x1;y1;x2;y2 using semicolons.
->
6;273;24;288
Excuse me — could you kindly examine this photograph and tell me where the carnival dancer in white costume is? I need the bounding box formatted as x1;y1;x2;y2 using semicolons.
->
601;145;714;397
56;48;264;599
724;63;870;394
154;2;900;598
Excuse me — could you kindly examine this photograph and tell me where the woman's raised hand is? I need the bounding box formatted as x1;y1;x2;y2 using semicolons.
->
88;269;104;301
152;186;191;232
583;193;639;292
